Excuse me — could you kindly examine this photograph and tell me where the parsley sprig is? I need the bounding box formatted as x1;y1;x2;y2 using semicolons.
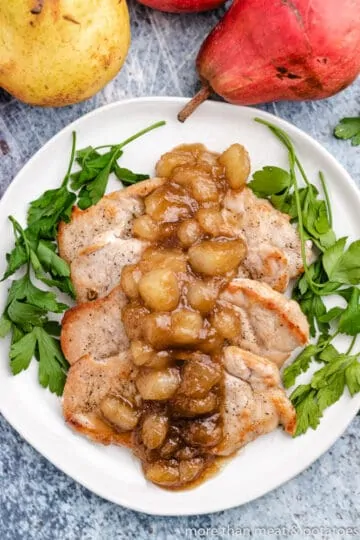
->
334;116;360;146
0;121;165;395
0;216;70;395
71;121;165;209
252;118;360;435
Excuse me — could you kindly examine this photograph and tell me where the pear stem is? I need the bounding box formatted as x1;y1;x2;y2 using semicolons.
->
177;84;211;123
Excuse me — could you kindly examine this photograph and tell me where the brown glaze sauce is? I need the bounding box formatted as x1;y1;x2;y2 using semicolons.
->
109;143;250;489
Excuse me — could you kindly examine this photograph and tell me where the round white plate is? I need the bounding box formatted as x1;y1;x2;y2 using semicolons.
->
0;97;359;516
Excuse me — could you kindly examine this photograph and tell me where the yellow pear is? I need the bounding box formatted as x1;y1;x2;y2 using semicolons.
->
0;0;130;106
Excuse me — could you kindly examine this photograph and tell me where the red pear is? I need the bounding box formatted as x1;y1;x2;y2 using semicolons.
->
178;0;360;121
138;0;225;12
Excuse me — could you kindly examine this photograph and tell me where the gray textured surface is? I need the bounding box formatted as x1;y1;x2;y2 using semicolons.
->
0;2;359;539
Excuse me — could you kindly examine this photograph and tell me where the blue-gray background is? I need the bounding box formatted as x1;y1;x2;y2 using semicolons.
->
0;2;359;539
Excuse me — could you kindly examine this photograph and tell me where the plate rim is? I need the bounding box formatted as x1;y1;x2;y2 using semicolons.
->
0;96;360;516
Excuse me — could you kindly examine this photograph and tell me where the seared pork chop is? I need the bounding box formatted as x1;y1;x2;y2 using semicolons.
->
223;187;314;292
58;178;165;263
71;236;146;303
63;351;138;446
58;145;310;489
58;194;142;264
61;286;128;366
58;179;165;302
62;345;295;455
58;182;310;303
212;346;296;456
61;277;308;370
219;278;309;366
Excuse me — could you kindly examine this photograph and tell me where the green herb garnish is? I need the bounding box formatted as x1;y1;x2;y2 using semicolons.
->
334;116;360;146
1;121;166;395
73;121;165;209
0;217;69;395
253;118;360;435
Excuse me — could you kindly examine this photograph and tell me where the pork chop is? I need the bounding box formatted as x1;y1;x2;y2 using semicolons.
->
61;285;128;366
59;180;311;304
223;187;314;292
58;178;165;263
62;345;295;456
63;351;138;446
58;179;165;303
219;278;309;366
71;236;146;303
212;346;296;456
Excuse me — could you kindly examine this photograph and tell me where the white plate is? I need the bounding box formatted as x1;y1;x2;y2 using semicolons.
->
0;97;359;516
